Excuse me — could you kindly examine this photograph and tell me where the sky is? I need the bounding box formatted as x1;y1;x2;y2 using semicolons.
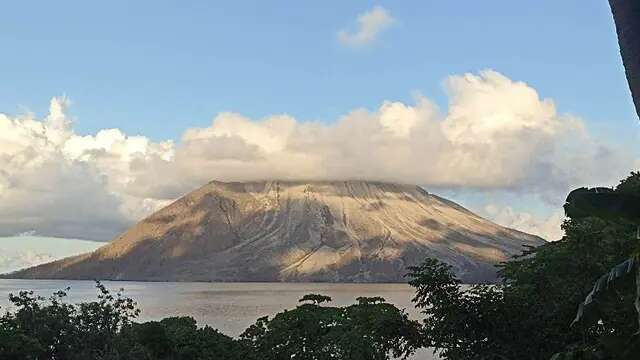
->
1;1;640;267
0;235;102;273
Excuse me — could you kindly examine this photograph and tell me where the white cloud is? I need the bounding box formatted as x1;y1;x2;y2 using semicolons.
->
484;205;565;241
0;70;635;240
0;250;55;274
338;6;395;47
0;236;103;273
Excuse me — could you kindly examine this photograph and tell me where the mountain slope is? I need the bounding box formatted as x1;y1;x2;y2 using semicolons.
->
5;181;544;283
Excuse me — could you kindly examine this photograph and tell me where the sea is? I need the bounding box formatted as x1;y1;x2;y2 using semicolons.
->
0;279;437;359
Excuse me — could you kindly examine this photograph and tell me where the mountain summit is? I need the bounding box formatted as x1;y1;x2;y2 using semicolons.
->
7;180;544;283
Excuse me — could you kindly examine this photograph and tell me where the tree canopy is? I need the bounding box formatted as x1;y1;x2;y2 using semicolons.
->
406;172;640;359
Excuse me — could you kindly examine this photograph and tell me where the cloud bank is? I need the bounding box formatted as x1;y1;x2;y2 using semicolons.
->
0;236;103;273
0;70;634;240
484;205;565;241
338;6;395;47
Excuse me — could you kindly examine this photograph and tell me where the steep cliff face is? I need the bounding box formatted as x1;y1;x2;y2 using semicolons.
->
7;181;544;283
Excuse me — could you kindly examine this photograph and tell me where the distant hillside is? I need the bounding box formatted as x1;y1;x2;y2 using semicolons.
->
5;181;544;283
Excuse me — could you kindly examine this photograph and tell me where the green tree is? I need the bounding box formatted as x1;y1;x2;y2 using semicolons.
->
0;283;248;360
298;294;332;305
0;282;141;360
240;294;421;360
406;172;640;360
407;259;514;359
155;316;247;360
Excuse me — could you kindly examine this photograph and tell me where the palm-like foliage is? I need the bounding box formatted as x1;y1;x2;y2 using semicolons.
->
551;181;640;359
563;187;640;330
571;257;637;326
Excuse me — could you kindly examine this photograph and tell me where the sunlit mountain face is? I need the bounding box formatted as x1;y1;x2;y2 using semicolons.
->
7;181;543;283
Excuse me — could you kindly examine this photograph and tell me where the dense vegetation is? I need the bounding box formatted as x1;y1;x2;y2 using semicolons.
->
2;173;639;359
406;172;640;359
0;283;421;359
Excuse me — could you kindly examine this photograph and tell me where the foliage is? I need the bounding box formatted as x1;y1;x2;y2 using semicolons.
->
0;282;246;360
405;172;640;360
549;172;640;359
240;295;421;360
121;316;247;360
298;294;332;305
563;187;640;224
617;171;640;195
407;259;518;359
0;285;419;360
571;257;637;326
0;282;140;360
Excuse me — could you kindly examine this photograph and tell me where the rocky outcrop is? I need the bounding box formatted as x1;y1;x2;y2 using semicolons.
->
5;180;544;283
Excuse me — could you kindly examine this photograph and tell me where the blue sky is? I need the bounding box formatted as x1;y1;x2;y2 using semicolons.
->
1;1;639;252
1;1;636;139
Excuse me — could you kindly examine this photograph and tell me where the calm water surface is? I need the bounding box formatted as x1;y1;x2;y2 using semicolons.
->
0;279;436;359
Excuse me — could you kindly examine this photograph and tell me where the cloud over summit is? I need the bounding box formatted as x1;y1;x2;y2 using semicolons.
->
0;70;633;241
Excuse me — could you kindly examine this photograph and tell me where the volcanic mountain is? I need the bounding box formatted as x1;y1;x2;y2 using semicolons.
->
6;181;544;283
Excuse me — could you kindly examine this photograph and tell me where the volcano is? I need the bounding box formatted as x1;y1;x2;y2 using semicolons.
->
6;180;544;283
